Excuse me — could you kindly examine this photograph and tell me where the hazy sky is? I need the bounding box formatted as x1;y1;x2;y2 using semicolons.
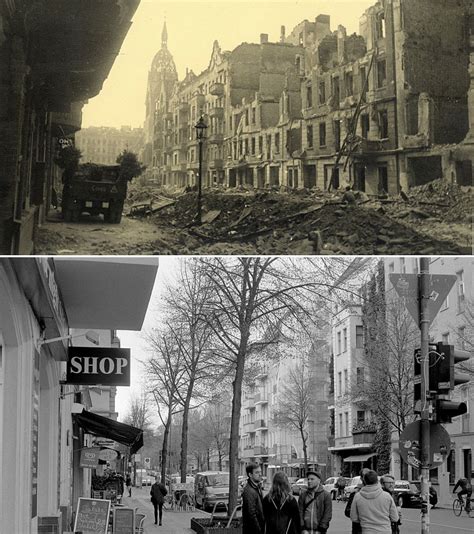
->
82;0;375;129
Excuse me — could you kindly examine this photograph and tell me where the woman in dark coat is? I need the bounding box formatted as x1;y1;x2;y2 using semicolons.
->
263;472;301;534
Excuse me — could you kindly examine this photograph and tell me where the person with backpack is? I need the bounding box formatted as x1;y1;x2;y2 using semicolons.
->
298;470;332;534
262;472;300;534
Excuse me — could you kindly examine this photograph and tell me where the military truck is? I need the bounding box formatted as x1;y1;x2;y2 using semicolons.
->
61;163;127;223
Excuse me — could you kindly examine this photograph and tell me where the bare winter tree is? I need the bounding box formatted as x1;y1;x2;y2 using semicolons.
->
162;259;227;483
122;390;151;430
143;326;188;483
273;355;317;472
196;256;364;512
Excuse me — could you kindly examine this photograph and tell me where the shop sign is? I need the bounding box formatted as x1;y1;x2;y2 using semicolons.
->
80;447;101;468
67;347;130;386
98;448;119;462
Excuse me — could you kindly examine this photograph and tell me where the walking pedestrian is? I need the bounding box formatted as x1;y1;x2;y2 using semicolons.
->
126;474;132;498
150;475;168;526
298;470;332;534
242;463;265;534
336;473;347;498
350;470;398;534
380;475;401;534
262;472;300;534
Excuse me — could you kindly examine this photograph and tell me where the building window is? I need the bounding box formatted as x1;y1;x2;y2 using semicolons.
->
337;331;342;354
345;72;353;96
400;258;406;273
319;122;326;147
339;413;343;437
252;108;256;124
343;328;347;352
356;326;364;348
332;76;340;102
275;133;280;152
456;270;465;312
376;13;386;39
377;59;387;88
357;410;365;425
306;84;313;108
344;412;349;437
457;327;466;350
338;372;342;396
334;120;341;151
251;137;256;155
307;125;313;148
378;166;388;195
258;136;263;154
388;262;395;273
356;367;365;386
361;114;370;138
319;81;326;104
344;369;348;393
379;110;388;139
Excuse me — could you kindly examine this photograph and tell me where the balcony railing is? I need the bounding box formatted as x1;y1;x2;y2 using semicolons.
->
209;82;224;96
353;431;376;445
254;393;268;405
253;445;269;456
254;419;267;431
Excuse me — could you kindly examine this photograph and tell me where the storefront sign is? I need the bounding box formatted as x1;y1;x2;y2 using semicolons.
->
66;347;130;386
98;448;119;462
74;498;110;534
80;447;101;468
113;507;135;534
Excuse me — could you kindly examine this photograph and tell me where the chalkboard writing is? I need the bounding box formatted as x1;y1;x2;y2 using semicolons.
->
113;507;135;534
74;498;110;534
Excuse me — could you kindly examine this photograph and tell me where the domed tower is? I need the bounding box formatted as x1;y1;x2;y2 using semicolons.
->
143;22;178;167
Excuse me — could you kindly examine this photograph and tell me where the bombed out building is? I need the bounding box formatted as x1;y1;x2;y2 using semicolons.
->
148;0;472;192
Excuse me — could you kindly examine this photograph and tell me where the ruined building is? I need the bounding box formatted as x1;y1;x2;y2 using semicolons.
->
147;0;472;192
0;0;140;254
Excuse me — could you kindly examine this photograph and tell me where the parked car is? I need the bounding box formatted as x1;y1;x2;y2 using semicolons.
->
344;476;362;497
392;480;424;508
194;471;242;511
323;477;351;500
291;478;308;495
407;481;438;508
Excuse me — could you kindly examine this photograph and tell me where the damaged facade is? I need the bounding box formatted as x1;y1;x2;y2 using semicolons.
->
0;0;140;254
147;0;472;192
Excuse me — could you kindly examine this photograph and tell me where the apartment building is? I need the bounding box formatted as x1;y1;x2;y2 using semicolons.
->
239;350;330;481
145;1;472;193
76;126;144;166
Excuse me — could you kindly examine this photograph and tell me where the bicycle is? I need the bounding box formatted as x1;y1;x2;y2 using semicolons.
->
452;495;474;517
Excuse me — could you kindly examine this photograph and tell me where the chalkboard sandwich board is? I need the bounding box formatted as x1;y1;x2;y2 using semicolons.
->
113;507;135;533
74;497;111;534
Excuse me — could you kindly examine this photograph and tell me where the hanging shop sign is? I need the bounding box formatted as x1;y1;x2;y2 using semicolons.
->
80;447;101;468
67;347;131;386
98;448;120;462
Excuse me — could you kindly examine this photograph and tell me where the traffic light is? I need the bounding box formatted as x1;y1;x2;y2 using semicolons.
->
414;345;437;404
432;343;471;393
434;398;467;424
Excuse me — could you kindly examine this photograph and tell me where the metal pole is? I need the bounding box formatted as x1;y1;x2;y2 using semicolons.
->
419;257;431;534
197;138;203;224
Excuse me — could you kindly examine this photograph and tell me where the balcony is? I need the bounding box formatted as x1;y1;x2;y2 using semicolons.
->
208;158;223;169
254;393;268;405
253;445;269;456
352;422;377;445
209;106;224;119
209;82;224;96
253;419;268;431
208;133;224;144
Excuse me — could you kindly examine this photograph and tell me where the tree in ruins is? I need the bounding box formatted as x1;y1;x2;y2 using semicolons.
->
116;149;144;181
197;256;364;512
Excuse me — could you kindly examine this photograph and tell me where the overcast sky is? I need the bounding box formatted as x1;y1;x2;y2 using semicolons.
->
82;0;376;129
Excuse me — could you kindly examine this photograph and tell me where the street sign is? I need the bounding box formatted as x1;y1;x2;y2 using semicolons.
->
399;421;451;468
389;274;456;327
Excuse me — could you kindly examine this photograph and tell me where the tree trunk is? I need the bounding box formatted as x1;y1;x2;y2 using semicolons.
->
300;426;308;473
180;376;195;482
207;448;210;470
161;409;172;483
218;447;223;471
228;338;248;512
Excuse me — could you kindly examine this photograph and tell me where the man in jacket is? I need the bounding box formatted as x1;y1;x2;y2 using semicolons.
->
380;475;401;534
299;470;332;534
453;476;472;513
351;470;398;534
242;463;265;534
150;475;168;526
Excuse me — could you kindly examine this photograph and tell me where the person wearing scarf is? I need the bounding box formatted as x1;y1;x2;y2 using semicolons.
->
263;472;301;534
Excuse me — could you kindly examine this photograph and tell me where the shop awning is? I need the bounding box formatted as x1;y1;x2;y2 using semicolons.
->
344;452;376;463
73;410;143;455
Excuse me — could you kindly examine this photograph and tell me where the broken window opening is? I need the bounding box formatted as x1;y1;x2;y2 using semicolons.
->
378;110;388;139
377;59;387;88
319;122;327;147
307;125;313;148
345;72;354;97
319;81;326;104
306;84;313;108
360;114;370;138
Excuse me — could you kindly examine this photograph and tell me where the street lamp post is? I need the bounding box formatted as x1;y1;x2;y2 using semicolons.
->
194;116;207;224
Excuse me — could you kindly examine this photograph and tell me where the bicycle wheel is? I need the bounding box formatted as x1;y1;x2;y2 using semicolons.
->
453;498;463;516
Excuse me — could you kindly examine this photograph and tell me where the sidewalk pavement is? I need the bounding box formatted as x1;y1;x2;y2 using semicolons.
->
122;486;210;534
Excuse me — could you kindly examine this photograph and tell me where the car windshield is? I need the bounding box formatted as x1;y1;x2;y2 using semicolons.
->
207;474;229;486
350;477;361;486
